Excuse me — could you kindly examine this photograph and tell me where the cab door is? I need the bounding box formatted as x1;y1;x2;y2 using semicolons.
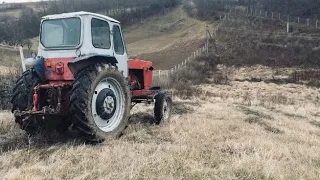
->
112;24;128;77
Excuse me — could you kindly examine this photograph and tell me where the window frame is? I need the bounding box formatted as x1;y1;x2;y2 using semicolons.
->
40;17;82;50
91;17;111;50
112;25;125;55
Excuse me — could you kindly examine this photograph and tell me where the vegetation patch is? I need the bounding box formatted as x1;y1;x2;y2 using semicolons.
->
310;121;320;128
244;116;283;134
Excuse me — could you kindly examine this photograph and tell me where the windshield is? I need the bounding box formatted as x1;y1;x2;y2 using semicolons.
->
41;17;81;48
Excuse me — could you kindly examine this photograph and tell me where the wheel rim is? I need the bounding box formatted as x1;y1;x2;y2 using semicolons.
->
91;77;125;132
163;98;171;120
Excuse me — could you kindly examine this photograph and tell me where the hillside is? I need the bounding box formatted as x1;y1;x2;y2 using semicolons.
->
125;6;210;69
0;2;38;17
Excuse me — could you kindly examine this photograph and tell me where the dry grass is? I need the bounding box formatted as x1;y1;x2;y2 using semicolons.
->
0;66;320;179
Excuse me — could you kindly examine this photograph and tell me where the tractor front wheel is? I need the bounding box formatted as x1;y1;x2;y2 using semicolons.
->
69;64;131;143
154;92;172;124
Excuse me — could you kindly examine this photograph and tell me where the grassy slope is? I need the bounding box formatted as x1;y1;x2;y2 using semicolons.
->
125;6;210;69
0;66;320;179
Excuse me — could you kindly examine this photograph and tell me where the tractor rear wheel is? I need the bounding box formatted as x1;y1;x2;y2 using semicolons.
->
11;69;41;135
69;64;131;143
154;92;172;124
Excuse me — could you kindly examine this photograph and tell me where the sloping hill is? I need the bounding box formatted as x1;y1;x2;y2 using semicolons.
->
125;6;210;69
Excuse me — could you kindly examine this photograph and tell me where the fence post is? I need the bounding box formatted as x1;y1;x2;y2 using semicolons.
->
298;17;300;24
259;10;262;16
307;18;310;26
158;70;161;78
316;20;318;28
19;46;26;72
265;11;267;17
287;22;290;33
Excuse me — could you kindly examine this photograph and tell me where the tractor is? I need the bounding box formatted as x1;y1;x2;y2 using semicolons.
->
11;12;172;143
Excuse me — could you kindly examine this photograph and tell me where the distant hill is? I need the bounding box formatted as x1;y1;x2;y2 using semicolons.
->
0;2;38;17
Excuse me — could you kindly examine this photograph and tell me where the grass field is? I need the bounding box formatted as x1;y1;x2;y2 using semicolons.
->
0;66;320;179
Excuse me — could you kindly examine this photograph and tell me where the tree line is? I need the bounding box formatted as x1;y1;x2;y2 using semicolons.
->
0;0;181;46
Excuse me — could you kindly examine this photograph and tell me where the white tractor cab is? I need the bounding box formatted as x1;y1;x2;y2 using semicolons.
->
39;11;128;76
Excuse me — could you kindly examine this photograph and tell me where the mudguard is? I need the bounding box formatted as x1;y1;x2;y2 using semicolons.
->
67;54;118;75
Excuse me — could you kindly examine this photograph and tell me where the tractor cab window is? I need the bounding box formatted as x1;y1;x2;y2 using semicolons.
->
91;18;111;49
41;18;81;48
113;25;125;55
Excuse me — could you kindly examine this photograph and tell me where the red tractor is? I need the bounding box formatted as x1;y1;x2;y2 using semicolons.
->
11;12;172;143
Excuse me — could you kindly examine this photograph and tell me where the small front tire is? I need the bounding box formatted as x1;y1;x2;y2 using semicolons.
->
154;92;172;125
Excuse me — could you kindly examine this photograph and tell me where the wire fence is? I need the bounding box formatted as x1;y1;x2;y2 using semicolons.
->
152;44;208;79
225;6;320;29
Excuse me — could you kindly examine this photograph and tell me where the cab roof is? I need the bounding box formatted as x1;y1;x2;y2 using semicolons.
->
42;11;120;24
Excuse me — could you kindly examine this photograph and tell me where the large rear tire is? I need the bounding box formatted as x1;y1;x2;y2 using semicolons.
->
11;69;41;135
69;64;131;143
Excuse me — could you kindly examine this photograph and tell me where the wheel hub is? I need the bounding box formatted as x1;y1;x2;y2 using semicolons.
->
95;89;117;120
163;100;170;120
104;96;115;114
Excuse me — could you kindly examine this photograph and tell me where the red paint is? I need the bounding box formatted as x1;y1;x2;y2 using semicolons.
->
48;81;73;86
45;58;75;81
131;89;153;97
32;87;39;111
55;62;64;75
128;59;153;90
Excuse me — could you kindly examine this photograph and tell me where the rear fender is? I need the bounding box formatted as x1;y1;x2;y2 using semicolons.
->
67;55;118;75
